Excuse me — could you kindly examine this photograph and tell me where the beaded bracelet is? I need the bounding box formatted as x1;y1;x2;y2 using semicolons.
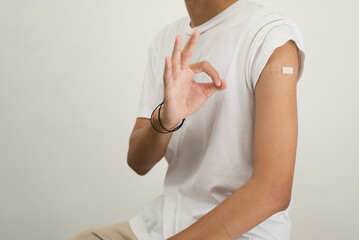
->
150;100;185;134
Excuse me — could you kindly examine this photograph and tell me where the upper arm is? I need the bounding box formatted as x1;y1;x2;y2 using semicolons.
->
251;40;299;205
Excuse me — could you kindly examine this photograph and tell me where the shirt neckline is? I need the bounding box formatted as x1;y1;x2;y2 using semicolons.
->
183;0;249;35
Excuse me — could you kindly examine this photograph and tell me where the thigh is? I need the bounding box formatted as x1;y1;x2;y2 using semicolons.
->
67;221;138;240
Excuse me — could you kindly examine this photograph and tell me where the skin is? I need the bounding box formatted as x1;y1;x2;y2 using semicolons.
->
128;0;300;239
127;29;226;175
184;0;240;27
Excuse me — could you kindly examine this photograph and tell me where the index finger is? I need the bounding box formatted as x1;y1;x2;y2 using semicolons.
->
181;29;200;69
190;60;222;87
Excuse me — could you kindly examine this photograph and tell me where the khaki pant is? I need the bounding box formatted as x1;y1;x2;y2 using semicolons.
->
67;221;139;240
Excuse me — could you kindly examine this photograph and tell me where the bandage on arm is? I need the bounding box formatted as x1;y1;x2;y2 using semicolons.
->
267;65;299;76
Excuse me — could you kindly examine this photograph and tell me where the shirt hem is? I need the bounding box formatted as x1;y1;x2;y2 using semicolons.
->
129;215;148;240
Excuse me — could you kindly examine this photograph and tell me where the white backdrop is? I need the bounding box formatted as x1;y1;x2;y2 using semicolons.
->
0;0;358;239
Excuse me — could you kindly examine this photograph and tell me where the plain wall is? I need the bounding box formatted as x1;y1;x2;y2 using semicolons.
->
0;0;358;239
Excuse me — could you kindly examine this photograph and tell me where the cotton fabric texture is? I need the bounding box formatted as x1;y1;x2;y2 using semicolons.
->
67;221;138;240
131;0;305;239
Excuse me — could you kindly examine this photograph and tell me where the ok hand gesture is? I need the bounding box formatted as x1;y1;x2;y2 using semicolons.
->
160;29;227;129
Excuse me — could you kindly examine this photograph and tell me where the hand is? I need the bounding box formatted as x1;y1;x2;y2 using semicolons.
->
160;29;227;129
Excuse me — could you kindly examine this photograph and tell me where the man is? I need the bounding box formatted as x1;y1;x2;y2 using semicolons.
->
68;0;305;239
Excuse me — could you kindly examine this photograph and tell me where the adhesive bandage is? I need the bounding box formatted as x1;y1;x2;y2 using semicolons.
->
268;65;299;76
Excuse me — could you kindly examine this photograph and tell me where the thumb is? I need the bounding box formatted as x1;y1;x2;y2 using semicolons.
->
198;79;227;92
215;79;227;90
195;79;227;97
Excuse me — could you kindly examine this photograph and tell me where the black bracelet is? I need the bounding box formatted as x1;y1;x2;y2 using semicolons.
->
150;100;185;134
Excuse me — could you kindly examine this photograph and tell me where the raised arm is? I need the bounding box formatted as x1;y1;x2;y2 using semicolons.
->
127;30;227;176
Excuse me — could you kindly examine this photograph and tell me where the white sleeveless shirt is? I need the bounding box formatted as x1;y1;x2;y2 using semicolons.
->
130;0;305;239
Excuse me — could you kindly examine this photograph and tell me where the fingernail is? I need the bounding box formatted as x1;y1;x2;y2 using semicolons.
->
217;80;221;86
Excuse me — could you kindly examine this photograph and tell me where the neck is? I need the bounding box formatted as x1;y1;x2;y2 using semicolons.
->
184;0;239;27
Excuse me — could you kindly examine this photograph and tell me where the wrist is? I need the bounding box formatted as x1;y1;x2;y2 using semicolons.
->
151;109;176;133
150;100;185;134
159;105;181;130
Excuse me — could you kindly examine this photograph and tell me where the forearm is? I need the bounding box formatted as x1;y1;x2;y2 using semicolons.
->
127;108;176;175
167;177;289;240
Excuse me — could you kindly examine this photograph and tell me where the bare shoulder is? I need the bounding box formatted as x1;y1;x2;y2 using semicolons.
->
267;39;299;66
254;39;299;95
